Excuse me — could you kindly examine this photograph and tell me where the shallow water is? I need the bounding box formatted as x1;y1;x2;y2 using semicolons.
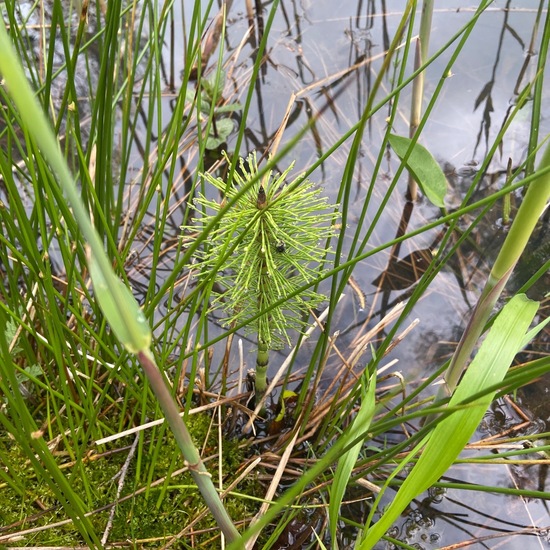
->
147;8;550;371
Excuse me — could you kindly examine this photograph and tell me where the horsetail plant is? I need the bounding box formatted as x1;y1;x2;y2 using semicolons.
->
186;152;338;399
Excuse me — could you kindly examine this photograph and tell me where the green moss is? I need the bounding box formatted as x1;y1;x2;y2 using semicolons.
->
0;410;262;548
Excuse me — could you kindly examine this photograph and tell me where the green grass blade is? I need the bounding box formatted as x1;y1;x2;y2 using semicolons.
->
88;250;152;352
0;13;242;544
329;372;376;548
439;138;550;401
0;16;151;354
0;308;102;546
358;294;539;549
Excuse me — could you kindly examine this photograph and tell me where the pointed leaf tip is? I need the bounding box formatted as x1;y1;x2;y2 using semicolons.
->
88;253;152;354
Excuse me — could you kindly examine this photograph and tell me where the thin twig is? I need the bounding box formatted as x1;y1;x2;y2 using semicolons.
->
101;433;139;545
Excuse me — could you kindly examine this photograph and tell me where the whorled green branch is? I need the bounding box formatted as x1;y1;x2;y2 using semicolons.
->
184;152;339;350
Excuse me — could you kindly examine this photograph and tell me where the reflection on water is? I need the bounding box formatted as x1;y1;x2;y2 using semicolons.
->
144;4;549;365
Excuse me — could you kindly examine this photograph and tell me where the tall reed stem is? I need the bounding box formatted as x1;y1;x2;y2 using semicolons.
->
435;138;550;404
407;0;434;201
138;351;242;544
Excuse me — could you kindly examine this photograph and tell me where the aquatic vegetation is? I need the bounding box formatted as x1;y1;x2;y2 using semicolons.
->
184;151;337;396
186;70;243;150
0;1;548;548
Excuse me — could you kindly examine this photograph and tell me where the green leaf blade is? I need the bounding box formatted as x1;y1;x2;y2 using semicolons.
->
358;294;539;549
329;373;376;547
388;133;447;207
206;118;234;149
88;253;152;353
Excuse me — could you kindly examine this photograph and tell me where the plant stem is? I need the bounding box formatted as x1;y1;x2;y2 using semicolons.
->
138;349;243;546
525;2;549;176
255;228;270;400
407;0;434;201
255;339;269;397
435;138;550;404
